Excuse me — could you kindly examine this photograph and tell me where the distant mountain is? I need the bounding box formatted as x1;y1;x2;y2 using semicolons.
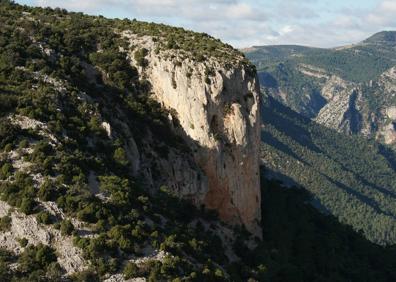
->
244;31;396;149
363;31;396;45
241;45;318;69
245;31;396;82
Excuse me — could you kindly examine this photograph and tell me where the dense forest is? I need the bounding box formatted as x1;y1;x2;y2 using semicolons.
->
261;94;396;245
256;176;396;282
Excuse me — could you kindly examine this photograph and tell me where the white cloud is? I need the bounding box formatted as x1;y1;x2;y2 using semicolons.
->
35;0;266;21
367;0;396;25
279;25;294;35
28;0;396;48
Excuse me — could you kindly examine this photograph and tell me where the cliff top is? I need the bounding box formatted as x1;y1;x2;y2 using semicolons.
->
1;0;253;70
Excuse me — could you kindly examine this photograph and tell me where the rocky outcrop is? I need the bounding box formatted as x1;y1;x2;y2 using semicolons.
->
261;63;396;144
0;201;87;274
386;107;396;120
382;123;396;144
315;77;363;135
123;32;262;236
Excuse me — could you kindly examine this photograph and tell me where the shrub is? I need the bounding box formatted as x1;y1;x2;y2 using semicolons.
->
46;262;64;280
123;262;139;279
38;180;57;201
214;268;224;278
60;220;74;236
134;48;149;67
96;257;118;276
3;144;13;152
113;147;129;167
0;216;11;232
0;163;12;180
20;197;36;215
70;269;100;282
18;244;57;273
36;211;53;225
19;139;29;149
17;238;29;247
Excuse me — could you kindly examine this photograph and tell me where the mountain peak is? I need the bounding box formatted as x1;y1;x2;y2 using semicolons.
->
363;31;396;45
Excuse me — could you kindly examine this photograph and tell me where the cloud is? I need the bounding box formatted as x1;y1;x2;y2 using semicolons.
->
367;0;396;26
25;0;396;48
273;1;319;20
35;0;266;21
33;0;269;47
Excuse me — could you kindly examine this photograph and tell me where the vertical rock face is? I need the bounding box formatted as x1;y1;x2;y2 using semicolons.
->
315;77;364;135
150;57;261;235
124;34;261;235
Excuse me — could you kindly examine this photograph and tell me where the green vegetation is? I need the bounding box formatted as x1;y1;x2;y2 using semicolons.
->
252;176;396;281
17;237;28;247
245;33;396;246
134;48;149;67
0;1;253;279
258;62;325;118
261;94;396;245
245;40;396;83
123;262;139;279
0;1;395;280
244;45;316;69
0;244;62;281
363;31;396;45
244;34;396;119
0;216;11;232
36;211;53;225
60;220;74;236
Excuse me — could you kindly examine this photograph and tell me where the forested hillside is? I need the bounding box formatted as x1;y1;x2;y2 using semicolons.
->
261;94;396;245
256;176;396;282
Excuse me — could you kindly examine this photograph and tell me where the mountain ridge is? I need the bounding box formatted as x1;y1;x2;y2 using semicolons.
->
363;31;396;45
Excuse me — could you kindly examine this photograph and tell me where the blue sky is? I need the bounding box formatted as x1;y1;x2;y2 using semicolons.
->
15;0;396;48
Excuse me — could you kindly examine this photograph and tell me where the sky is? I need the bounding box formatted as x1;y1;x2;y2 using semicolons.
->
15;0;396;48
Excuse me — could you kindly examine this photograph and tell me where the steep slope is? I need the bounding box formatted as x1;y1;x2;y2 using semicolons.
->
0;1;260;280
261;95;396;245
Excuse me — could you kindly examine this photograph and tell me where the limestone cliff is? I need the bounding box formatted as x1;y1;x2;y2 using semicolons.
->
315;76;364;135
122;32;262;236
